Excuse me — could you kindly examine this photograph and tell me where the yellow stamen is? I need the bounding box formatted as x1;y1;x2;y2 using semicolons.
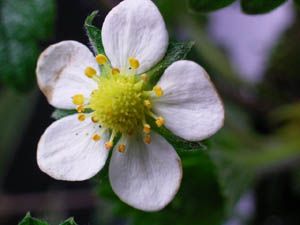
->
96;54;108;65
141;73;148;82
91;116;99;123
84;67;97;78
129;57;140;69
118;144;126;153
78;114;86;122
76;105;85;113
144;100;152;109
155;116;165;127
144;134;151;144
92;134;101;142
112;68;120;75
72;94;85;105
153;86;164;97
143;124;151;134
105;141;113;150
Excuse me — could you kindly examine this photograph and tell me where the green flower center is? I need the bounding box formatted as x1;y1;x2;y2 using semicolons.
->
89;74;146;134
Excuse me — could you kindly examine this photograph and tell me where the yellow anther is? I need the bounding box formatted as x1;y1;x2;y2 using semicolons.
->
144;134;151;144
144;100;152;109
153;86;164;97
118;144;126;153
143;124;151;134
141;73;148;82
155;116;165;127
78;114;86;122
105;141;113;150
96;54;108;65
112;68;120;75
72;94;85;105
92;134;101;142
129;57;140;69
91;116;99;123
76;105;85;113
84;67;97;78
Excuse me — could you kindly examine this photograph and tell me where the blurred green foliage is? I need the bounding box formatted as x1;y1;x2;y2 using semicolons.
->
0;88;38;186
0;0;55;91
188;0;235;13
241;0;287;14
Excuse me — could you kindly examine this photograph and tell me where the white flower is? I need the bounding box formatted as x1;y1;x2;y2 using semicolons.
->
36;0;224;211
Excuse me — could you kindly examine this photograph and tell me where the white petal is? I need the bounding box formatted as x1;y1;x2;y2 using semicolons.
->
37;114;109;181
102;0;168;74
36;41;98;109
109;132;182;211
153;60;225;141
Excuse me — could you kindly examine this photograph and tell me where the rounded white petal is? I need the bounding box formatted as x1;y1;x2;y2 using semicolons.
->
37;114;109;181
102;0;168;74
109;132;182;211
153;60;225;141
36;41;98;109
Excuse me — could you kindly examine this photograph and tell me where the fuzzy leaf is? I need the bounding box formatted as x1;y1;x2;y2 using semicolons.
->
146;41;194;89
84;10;105;55
188;0;236;13
18;213;48;225
241;0;287;14
0;0;55;91
59;218;78;225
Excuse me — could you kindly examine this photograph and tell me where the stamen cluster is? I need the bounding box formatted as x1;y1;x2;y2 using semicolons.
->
72;54;165;152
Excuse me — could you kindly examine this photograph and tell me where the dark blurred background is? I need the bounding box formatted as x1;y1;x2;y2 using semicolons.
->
1;0;300;224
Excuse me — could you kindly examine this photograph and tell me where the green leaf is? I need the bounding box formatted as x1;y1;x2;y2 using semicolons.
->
0;0;55;91
188;0;236;13
241;0;287;14
146;41;194;89
51;109;78;120
59;218;78;225
209;149;254;214
18;213;48;225
85;10;105;55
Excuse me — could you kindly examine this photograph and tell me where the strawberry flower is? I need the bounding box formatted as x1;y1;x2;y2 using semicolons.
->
36;0;224;211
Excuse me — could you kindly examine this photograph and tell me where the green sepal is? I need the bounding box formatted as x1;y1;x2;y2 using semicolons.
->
188;0;236;13
146;41;194;90
52;109;78;120
241;0;287;14
18;212;48;225
84;10;105;55
52;108;93;120
149;118;208;152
